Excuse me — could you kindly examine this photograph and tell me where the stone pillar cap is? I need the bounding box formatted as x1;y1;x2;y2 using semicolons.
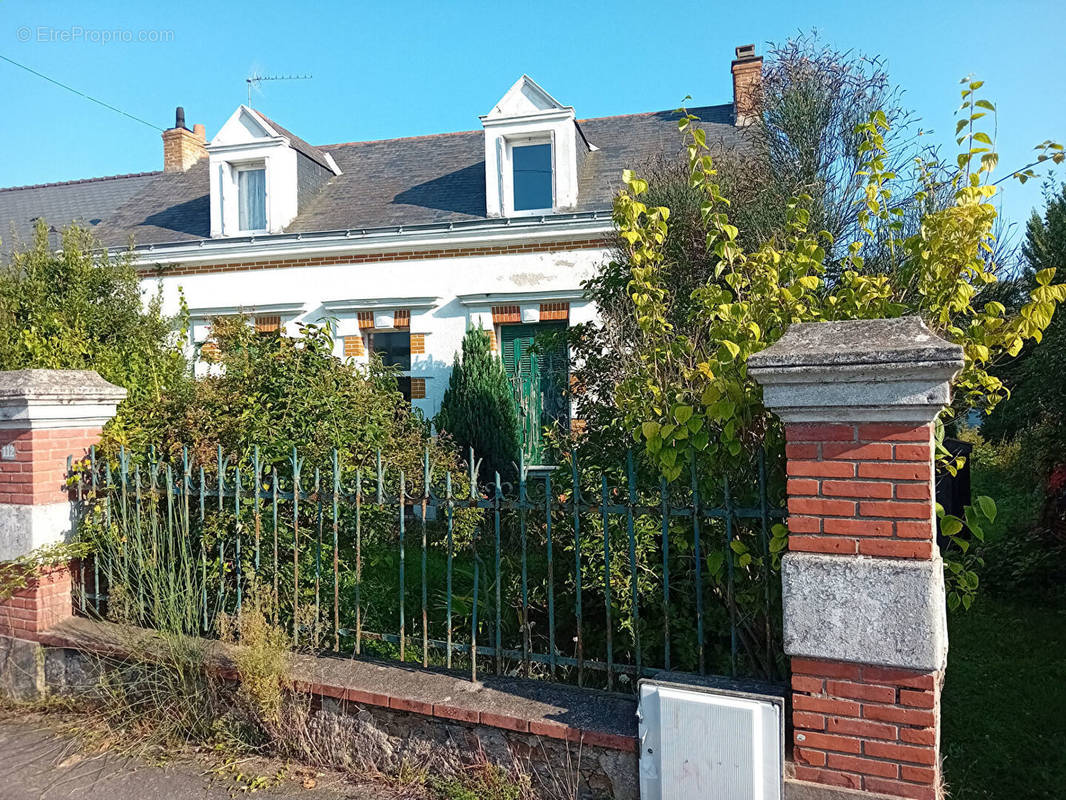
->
747;318;964;424
0;369;127;430
0;370;128;401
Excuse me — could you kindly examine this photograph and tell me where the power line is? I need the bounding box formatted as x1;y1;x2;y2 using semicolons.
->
0;53;163;132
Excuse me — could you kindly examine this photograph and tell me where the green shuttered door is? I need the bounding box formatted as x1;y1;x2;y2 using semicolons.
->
500;323;568;465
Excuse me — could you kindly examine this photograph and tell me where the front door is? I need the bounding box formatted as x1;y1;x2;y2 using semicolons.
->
500;322;568;466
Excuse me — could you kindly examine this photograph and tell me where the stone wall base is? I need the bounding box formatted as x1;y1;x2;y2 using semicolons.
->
0;635;44;701
6;619;901;800
34;637;640;800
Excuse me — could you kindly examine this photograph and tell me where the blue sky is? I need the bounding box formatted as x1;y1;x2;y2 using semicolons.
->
1;0;1063;236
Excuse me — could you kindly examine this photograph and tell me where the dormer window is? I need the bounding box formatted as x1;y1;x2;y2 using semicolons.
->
481;76;590;218
237;164;267;231
512;142;553;211
207;106;340;238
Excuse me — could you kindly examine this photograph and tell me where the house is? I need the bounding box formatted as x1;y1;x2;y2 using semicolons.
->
0;46;762;462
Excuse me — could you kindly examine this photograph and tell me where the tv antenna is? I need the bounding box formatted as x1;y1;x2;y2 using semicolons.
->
245;72;312;106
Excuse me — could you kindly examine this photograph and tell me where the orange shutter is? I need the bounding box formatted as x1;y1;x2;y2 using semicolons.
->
255;314;281;333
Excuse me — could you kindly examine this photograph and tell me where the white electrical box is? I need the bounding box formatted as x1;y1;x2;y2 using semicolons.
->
637;677;784;800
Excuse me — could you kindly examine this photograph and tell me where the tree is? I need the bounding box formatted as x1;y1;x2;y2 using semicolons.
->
982;182;1066;470
435;327;521;483
587;77;1064;610
568;35;939;467
729;33;926;259
0;221;191;453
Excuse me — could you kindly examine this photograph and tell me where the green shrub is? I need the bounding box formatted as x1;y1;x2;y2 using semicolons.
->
959;426;1065;597
435;326;521;483
0;221;191;453
151;314;460;487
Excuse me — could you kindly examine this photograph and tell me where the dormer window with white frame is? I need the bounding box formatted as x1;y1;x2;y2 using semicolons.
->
481;76;591;218
207;106;340;238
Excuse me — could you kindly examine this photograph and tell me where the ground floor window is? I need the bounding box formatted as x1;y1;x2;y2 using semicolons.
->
368;330;413;402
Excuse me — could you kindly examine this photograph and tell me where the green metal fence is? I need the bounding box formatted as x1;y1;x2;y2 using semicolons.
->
72;444;787;691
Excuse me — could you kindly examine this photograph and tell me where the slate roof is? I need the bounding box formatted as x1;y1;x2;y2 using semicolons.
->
254;111;335;173
0;171;159;256
2;104;740;252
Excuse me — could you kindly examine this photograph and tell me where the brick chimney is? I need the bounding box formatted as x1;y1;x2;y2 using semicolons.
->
162;106;207;172
731;44;763;126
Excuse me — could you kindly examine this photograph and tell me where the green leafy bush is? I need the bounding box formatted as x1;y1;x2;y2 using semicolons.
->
958;426;1066;597
576;78;1064;610
0;221;191;452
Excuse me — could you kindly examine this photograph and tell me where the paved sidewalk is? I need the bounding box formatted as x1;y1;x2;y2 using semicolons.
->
0;719;395;799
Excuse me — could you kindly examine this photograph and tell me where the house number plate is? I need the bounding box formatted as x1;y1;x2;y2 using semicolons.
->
1;443;15;461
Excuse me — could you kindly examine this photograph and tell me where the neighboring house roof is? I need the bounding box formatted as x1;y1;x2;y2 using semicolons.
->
0;171;159;256
2;104;739;252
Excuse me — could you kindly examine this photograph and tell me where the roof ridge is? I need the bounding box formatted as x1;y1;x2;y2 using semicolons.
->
321;127;481;149
577;103;729;124
317;104;732;150
0;170;162;194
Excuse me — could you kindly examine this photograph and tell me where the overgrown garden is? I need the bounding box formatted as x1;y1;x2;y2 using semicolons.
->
2;33;1065;800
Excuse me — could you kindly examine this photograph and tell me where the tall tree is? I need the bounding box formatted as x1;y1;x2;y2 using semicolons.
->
982;183;1066;463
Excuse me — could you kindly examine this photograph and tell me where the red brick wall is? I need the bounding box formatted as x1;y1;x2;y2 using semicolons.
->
0;423;105;642
786;423;935;559
492;305;521;325
0;565;73;641
792;658;942;799
0;427;103;505
785;421;943;799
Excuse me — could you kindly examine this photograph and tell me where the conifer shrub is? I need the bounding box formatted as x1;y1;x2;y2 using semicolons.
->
435;326;521;483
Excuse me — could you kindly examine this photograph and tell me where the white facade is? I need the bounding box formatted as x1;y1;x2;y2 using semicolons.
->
138;221;610;419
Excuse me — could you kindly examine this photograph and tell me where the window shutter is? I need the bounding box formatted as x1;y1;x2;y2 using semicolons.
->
500;326;518;374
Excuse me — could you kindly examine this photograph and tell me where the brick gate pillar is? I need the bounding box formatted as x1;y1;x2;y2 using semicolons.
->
0;370;126;645
748;319;963;800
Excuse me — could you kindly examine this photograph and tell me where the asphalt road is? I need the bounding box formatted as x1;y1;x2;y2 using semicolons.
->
0;719;395;800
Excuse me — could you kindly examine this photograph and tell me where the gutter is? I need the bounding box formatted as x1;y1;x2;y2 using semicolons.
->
128;210;615;267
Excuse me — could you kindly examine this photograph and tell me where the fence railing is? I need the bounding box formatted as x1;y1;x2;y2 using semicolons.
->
71;444;787;691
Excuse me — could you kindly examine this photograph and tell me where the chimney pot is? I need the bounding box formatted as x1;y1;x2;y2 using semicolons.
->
731;44;763;127
163;106;207;172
